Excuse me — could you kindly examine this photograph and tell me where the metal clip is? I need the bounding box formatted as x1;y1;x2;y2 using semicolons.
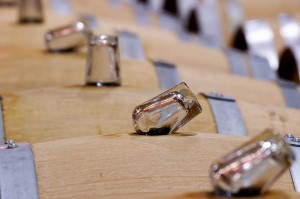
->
45;19;92;53
202;92;247;136
284;134;300;192
0;141;39;199
18;0;43;24
152;60;181;90
85;35;121;87
232;20;278;71
132;82;202;135
211;129;294;197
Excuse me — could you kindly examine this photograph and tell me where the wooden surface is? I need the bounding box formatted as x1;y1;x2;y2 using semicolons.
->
32;132;294;199
2;86;300;144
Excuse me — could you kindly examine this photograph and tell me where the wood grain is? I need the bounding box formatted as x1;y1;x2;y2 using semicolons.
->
2;86;300;144
32;133;294;199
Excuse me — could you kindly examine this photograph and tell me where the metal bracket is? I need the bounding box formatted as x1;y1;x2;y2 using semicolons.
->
152;60;181;89
0;141;39;199
117;31;145;60
277;79;300;109
284;134;300;192
202;92;247;136
0;96;5;145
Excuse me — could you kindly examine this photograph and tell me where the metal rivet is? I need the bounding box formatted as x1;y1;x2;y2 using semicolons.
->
5;140;18;149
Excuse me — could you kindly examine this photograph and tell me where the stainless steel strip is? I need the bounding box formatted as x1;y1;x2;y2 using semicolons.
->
132;2;151;25
0;97;5;145
0;142;39;199
50;0;71;14
117;31;145;60
247;53;277;81
241;20;279;71
198;0;223;47
224;48;249;76
153;61;181;89
284;134;300;192
278;13;300;48
277;80;300;109
202;92;247;136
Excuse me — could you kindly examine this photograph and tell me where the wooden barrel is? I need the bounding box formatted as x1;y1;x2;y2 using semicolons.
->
2;86;300;144
0;9;294;109
30;132;294;198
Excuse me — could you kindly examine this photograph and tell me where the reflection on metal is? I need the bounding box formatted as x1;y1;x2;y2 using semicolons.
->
0;142;39;199
284;134;300;192
233;20;279;71
153;60;181;89
278;14;300;48
202;92;247;136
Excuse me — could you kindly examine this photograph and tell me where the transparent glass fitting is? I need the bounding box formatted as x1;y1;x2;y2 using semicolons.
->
45;19;92;53
132;82;202;135
85;35;121;87
18;0;43;23
210;129;294;197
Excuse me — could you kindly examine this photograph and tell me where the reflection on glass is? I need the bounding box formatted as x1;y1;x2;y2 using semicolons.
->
210;129;294;197
132;82;202;135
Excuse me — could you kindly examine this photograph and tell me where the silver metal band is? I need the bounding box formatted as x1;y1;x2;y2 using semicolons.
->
152;61;181;89
277;80;300;109
202;92;247;136
247;53;277;80
233;20;278;71
0;97;5;145
284;134;300;192
117;31;145;60
0;142;39;199
50;0;71;14
132;1;151;25
224;48;249;76
278;14;300;48
198;0;223;47
224;48;277;80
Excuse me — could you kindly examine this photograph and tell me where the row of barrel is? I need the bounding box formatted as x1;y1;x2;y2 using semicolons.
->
1;0;300;198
